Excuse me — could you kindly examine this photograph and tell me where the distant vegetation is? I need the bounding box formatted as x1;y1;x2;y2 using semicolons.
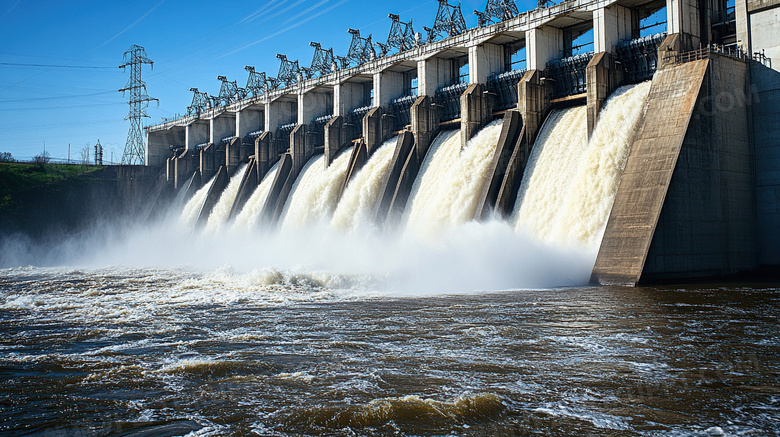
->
0;162;111;237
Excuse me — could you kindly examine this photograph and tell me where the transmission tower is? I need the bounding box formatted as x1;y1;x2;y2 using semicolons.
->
119;44;158;165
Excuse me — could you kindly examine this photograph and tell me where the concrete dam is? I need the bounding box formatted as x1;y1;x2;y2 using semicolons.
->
146;0;780;286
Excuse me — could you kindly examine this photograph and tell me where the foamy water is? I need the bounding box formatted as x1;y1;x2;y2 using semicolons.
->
204;163;248;234
234;161;281;231
280;148;353;231
178;173;217;230
331;137;398;232
515;82;651;249
404;120;503;238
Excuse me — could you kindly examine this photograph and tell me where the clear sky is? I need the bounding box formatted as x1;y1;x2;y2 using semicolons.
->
0;0;538;163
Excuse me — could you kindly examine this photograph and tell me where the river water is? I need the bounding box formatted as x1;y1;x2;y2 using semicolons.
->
1;265;778;436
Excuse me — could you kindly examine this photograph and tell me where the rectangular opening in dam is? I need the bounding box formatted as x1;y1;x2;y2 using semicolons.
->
639;4;668;37
506;43;527;72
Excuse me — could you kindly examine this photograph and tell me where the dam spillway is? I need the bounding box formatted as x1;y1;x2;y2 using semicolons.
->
144;0;779;286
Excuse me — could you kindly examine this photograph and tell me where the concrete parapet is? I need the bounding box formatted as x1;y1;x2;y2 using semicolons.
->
474;111;523;220
461;83;492;148
410;95;440;164
375;132;414;224
586;52;615;139
517;70;550;147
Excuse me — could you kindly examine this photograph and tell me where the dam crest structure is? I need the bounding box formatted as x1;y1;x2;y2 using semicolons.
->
145;0;780;286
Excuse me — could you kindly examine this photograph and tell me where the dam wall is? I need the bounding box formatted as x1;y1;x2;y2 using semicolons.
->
593;54;761;285
141;0;778;285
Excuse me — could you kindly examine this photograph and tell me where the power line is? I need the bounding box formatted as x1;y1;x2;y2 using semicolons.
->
0;62;115;69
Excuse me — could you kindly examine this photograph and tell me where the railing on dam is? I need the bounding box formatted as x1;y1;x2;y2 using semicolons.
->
435;82;469;121
664;44;772;68
616;33;667;84
544;53;594;99
488;69;527;110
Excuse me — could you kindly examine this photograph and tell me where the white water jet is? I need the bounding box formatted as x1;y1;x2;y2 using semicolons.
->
514;81;651;248
514;107;588;240
280;148;353;231
331;137;398;232
233;161;280;231
204;164;248;234
179;174;217;230
404;120;503;238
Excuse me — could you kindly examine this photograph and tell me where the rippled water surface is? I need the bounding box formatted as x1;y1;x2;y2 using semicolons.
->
1;267;778;436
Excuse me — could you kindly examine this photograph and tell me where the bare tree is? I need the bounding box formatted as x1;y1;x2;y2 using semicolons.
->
33;150;51;164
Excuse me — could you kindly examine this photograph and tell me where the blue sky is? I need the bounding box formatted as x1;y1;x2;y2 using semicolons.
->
0;0;538;163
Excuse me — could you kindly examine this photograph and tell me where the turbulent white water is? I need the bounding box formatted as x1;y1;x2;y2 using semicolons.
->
514;82;651;248
204;164;248;234
233;162;281;231
404;120;503;238
330;137;398;233
178;173;217;230
280;148;353;231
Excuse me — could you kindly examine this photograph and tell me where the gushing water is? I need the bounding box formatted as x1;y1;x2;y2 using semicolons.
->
331;137;398;232
280;148;353;231
178;173;217;230
404;120;503;238
514;82;651;248
233;161;280;231
204;164;248;234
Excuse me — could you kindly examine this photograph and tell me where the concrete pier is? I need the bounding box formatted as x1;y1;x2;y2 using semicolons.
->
474;111;523;220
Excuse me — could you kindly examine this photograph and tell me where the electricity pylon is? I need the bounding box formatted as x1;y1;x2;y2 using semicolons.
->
119;44;158;165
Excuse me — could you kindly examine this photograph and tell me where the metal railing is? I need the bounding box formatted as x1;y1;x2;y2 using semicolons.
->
664;44;772;68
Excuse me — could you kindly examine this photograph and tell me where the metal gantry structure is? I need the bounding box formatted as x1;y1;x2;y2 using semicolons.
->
276;54;303;87
177;0;544;122
475;0;519;26
346;29;376;66
119;44;158;165
377;14;419;57
309;42;342;77
216;75;246;106
187;87;212;116
424;0;468;43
